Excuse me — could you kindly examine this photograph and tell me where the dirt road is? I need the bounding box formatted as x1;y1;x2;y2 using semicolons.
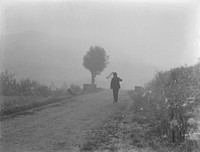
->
0;89;132;152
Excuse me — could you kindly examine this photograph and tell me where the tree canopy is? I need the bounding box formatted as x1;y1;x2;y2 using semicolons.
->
83;46;109;85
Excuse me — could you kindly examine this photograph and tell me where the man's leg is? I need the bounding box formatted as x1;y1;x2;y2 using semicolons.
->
113;89;116;102
115;89;119;102
113;89;118;102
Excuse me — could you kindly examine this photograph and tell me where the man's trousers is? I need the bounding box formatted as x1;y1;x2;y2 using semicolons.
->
112;89;119;102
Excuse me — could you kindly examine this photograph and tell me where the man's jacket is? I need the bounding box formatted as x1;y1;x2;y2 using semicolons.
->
110;77;122;90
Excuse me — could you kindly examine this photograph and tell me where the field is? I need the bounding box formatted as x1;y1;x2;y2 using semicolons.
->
0;88;103;117
0;95;73;117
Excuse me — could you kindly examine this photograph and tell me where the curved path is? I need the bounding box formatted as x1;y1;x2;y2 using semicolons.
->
0;89;132;152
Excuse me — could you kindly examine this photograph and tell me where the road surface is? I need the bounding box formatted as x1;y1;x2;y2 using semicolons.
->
0;90;132;152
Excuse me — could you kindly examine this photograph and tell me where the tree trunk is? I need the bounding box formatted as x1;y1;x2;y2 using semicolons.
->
91;72;95;85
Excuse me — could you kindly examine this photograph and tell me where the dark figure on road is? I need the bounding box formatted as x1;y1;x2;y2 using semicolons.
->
110;72;122;103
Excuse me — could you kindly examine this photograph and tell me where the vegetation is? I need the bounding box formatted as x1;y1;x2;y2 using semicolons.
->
81;62;200;152
0;70;52;96
129;62;200;151
0;70;84;97
0;96;69;117
81;103;129;151
83;46;109;85
70;83;82;95
0;70;82;116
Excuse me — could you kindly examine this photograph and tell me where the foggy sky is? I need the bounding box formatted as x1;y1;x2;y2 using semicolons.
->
0;0;199;89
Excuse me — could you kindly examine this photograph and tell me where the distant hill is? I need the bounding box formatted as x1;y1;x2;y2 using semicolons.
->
1;30;88;85
1;30;156;89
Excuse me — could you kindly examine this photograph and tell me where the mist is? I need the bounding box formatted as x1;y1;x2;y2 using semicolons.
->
0;0;199;89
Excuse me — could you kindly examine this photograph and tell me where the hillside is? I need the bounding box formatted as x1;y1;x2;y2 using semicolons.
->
1;30;155;89
1;30;87;84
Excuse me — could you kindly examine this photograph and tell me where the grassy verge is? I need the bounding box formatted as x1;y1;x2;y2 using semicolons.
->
81;91;200;152
0;88;104;118
0;95;73;117
128;90;200;152
81;106;127;152
80;103;161;152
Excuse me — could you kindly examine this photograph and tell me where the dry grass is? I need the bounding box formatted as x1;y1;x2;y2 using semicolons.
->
128;90;200;152
0;95;72;116
81;91;200;152
80;101;158;152
0;89;103;117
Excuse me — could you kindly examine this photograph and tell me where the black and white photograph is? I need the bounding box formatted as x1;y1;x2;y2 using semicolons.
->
0;0;200;151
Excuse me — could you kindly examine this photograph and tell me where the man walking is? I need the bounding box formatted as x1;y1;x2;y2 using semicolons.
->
110;72;122;103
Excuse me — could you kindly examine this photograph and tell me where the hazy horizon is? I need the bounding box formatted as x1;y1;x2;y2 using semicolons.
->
0;0;199;89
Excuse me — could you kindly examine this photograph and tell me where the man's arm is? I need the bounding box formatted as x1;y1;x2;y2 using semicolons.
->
110;79;113;89
118;77;122;81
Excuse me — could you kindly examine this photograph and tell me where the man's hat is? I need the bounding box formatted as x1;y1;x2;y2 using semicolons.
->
113;72;117;76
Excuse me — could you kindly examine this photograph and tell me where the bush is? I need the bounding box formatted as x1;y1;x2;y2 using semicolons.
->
0;70;17;96
130;63;200;150
0;71;52;96
70;84;82;94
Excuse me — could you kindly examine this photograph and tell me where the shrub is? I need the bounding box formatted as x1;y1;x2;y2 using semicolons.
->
130;63;200;150
70;84;82;94
0;70;17;96
0;70;52;96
